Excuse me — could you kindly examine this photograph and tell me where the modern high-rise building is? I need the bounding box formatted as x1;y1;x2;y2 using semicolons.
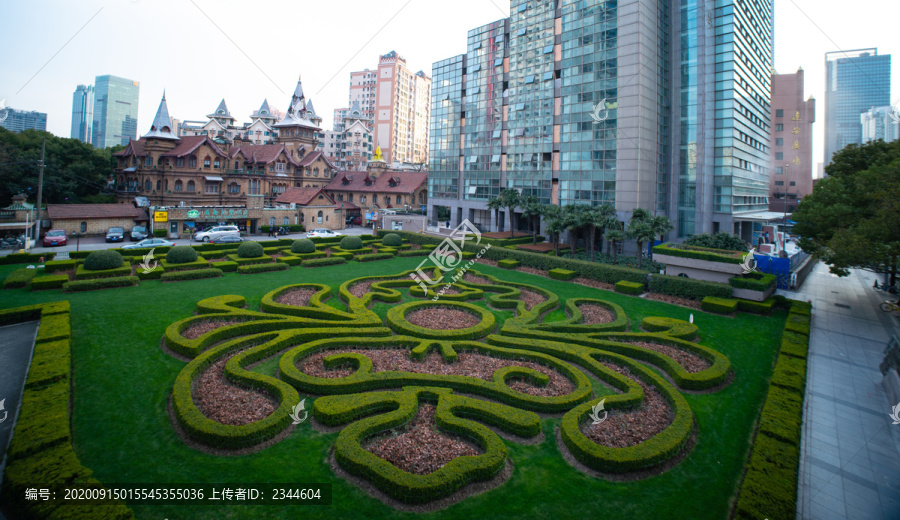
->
0;107;47;133
860;106;900;144
333;108;350;133
92;75;140;149
70;84;94;144
824;48;891;165
429;0;774;240
348;51;432;165
769;69;815;215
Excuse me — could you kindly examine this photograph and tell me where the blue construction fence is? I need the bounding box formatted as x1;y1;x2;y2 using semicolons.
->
753;251;809;290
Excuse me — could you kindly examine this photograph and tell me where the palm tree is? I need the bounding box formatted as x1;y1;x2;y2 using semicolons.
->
627;219;656;270
561;204;583;257
585;204;616;262
542;205;564;256
486;197;503;233
648;215;674;261
520;195;543;244
499;188;521;237
605;223;625;263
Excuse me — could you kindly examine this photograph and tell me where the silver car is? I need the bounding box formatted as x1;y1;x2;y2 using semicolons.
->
193;225;240;243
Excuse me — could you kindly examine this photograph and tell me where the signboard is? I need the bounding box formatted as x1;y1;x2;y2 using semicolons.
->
153;211;168;223
366;212;376;220
187;210;200;219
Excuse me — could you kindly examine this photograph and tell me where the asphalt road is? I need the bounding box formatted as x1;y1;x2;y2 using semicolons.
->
0;322;39;483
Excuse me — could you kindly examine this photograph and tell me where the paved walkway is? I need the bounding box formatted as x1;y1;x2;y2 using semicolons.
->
787;263;900;519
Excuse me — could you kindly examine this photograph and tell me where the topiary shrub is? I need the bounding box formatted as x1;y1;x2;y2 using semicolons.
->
382;233;402;247
83;250;123;271
701;296;739;315
237;241;264;258
615;280;644;295
549;268;577;280
340;235;363;250
165;245;199;264
153;229;168;238
498;259;520;269
291;239;316;254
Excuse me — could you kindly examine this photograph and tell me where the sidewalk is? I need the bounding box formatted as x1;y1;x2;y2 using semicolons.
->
787;263;900;519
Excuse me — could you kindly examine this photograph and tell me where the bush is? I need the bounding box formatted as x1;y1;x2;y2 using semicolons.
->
304;257;347;267
498;259;520;269
210;260;239;272
291;239;316;254
237;241;264;258
701;297;739;314
238;263;289;274
398;249;430;257
63;276;139;292
382;233;402;246
652;243;745;265
648;274;732;300
340;235;363;250
730;273;777;291
153;229;168;238
3;268;38;289
0;252;56;265
30;275;69;291
136;267;165;280
165;245;199;264
159;258;210;272
549;268;577;280
356;253;394;262
75;263;132;280
737;298;776;315
161;268;224;282
44;260;77;273
330;251;354;260
615;281;644;295
683;232;749;252
83;250;124;270
279;256;303;266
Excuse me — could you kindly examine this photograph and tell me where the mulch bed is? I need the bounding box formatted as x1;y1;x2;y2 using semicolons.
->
643;293;702;310
204;257;227;263
579;304;615;325
624;341;710;373
573;277;616;292
298;349;576;397
349;279;385;298
364;404;481;475
181;319;245;340
275;288;317;307
582;362;672;448
407;307;480;329
515;266;546;277
481;231;532;239
519;289;546;310
192;353;277;426
463;273;492;285
515;242;569;253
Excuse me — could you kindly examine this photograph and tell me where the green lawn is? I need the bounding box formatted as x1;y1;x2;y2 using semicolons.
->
0;258;786;520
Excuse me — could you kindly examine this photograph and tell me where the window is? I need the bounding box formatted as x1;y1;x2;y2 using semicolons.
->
314;168;319;177
203;156;211;168
214;159;220;168
775;167;784;175
144;179;152;192
775;153;783;160
337;194;344;201
228;182;240;194
80;222;86;233
156;180;161;191
776;124;784;132
776;109;784;117
349;194;353;202
187;180;195;192
361;195;366;204
317;211;323;224
775;181;784;186
175;180;183;192
189;156;197;168
205;182;220;193
396;195;402;204
283;217;289;226
789;181;796;186
775;138;784;146
373;195;378;204
234;161;240;170
270;217;276;226
176;158;185;167
276;162;286;173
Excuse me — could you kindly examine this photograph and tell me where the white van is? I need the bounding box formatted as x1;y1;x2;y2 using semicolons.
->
194;225;240;243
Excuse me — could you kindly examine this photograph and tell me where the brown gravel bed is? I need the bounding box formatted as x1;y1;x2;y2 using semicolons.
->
365;404;481;475
477;259;499;267
181;319;245;340
463;273;492;285
515;266;546;277
583;362;672;448
573;277;617;292
519;289;546;310
406;307;480;330
579;304;615;325
275;288;317;307
349;279;384;298
624;341;710;373
643;292;702;310
298;349;576;397
193;353;277;426
204;257;227;263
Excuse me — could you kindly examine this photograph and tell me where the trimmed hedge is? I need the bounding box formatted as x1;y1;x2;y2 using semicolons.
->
159;258;210;272
356;253;395;262
652;243;745;264
237;241;264;258
226;253;273;266
730;272;777;291
382;233;403;246
74;263;132;280
44;259;77;273
63;276;139;292
385;301;496;340
166;245;199;264
330;251;354;260
238;263;290;274
549;268;577;280
0;252;56;265
701;297;739;315
737;298;776;315
210;260;239;272
30;275;69;291
279;256;303;266
83;249;124;270
648;274;733;300
340;235;363;250
3;268;38;289
136;267;165;280
498;259;520;269
784;313;811;336
615;280;644;295
304;257;347;267
398;249;430;257
161;268;224;282
292;239;317;254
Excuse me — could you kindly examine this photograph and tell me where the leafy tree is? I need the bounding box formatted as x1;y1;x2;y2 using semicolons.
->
627;218;655;270
793;139;900;285
561;204;589;256
683;232;748;252
520;195;543;244
498;189;521;237
584;204;616;262
543;205;565;256
486;197;503;233
604;222;626;263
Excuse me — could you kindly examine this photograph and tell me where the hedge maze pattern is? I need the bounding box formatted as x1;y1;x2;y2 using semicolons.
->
164;268;732;504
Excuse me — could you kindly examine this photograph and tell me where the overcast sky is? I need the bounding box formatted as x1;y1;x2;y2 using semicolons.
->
1;0;897;176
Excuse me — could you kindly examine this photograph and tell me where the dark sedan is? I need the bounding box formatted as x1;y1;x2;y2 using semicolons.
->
106;227;125;243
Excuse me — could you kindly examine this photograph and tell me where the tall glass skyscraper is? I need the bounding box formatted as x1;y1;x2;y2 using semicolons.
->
0;108;47;133
824;48;891;166
429;0;774;240
71;84;94;144
92;75;140;149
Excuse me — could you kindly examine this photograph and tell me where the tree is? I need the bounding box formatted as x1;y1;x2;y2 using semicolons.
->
520;195;543;244
648;214;674;261
604;222;625;263
543;205;565;256
793;139;900;285
562;204;590;256
627;214;656;270
498;189;521;237
584;204;616;262
486;197;503;233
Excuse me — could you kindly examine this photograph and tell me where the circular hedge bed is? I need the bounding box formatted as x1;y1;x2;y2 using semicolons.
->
340;235;363;250
166;245;198;264
291;239;316;254
83;250;124;270
237;241;264;258
382;233;402;247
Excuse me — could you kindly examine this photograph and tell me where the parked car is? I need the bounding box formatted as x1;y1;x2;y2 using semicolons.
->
193;225;240;243
351;216;362;225
307;228;342;239
122;238;176;249
42;229;68;247
129;225;149;241
210;235;243;244
106;227;125;243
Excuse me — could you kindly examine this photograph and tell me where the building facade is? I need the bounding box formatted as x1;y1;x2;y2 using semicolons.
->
429;0;774;241
323;161;428;220
769;69;815;214
824;48;892;165
0;108;47;133
861;106;900;144
333;108;350;132
92;75;140;149
318;101;374;171
71;84;94;144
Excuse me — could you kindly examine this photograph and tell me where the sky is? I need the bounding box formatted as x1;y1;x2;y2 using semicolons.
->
1;0;898;177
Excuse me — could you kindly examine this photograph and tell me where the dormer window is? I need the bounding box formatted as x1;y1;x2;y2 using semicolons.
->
276;162;286;173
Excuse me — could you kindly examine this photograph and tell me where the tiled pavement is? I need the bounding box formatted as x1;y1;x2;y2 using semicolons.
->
790;263;900;520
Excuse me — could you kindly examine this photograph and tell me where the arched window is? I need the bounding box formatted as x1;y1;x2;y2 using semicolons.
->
156;180;162;191
317;211;323;224
203;156;211;168
189;155;197;168
295;182;301;187
144;179;152;192
305;168;311;177
175;180;183;192
270;217;276;226
396;195;402;205
187;180;195;192
283;217;289;225
228;182;240;194
314;168;319;177
80;222;87;233
214;158;220;168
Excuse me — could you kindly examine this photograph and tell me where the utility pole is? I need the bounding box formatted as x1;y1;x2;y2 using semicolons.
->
34;137;45;246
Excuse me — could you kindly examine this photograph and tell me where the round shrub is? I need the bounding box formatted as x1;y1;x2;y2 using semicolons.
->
382;233;402;247
340;236;363;250
237;241;264;258
165;245;198;264
291;239;316;254
83;250;124;271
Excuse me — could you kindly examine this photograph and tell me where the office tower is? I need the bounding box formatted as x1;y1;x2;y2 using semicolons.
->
769;69;815;214
860;106;900;144
824;48;891;165
71;84;94;144
92;75;140;149
0;107;48;133
429;0;774;240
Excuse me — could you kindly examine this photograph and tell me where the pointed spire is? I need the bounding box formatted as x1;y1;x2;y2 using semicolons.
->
143;91;180;141
258;99;270;115
306;99;317;116
275;75;319;130
207;99;234;121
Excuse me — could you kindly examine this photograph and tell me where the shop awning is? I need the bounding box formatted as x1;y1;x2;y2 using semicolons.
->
204;176;224;182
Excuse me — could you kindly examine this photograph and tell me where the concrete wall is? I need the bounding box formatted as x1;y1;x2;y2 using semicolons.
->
49;217;147;237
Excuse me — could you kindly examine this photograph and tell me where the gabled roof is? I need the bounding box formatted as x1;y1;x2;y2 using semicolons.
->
114;139;147;157
296;150;336;169
142;92;180;141
325;170;427;194
275;188;335;206
48;204;148;221
161;135;227;158
229;143;299;166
